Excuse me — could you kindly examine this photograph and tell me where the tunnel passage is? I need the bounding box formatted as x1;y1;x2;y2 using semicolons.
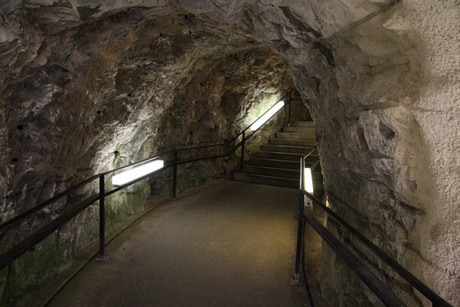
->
0;1;459;306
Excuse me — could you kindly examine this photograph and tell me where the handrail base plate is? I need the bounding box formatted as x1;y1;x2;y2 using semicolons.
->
290;274;302;286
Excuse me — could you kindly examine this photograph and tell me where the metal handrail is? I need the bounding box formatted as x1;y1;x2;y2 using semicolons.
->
292;147;318;285
304;209;407;307
0;91;292;272
99;150;174;175
0;175;100;232
0;91;292;229
292;152;452;307
230;91;291;143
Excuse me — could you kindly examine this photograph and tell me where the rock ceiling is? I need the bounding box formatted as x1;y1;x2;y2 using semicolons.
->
0;0;393;201
1;1;458;305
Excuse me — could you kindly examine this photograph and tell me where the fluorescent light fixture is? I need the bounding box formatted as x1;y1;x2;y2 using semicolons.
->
250;100;285;131
303;167;314;193
112;160;164;186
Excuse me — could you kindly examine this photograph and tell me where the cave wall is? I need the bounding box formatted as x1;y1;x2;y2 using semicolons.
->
312;1;459;305
0;0;458;305
0;1;295;302
0;2;295;220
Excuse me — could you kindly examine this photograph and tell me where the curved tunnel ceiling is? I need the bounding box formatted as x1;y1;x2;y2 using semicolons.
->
1;1;459;305
0;0;419;254
2;0;355;194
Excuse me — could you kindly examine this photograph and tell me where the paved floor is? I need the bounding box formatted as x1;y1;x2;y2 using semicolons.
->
47;180;309;307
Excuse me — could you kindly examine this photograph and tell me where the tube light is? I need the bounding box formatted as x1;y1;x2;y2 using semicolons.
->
250;100;285;131
112;160;164;186
304;167;314;193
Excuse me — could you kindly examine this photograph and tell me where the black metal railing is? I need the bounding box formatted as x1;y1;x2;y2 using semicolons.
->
0;91;293;272
292;152;452;306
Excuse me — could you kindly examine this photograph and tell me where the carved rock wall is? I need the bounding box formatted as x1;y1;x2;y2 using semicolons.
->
0;0;458;305
315;1;459;305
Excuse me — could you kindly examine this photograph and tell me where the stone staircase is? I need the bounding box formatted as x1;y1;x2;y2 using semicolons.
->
234;121;323;195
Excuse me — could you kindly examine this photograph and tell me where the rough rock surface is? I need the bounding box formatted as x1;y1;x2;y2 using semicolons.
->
0;0;458;306
317;2;459;305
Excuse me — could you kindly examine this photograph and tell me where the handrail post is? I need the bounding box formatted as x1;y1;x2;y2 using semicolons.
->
240;131;245;172
172;150;178;200
96;174;107;260
291;189;305;285
288;98;292;126
291;157;305;285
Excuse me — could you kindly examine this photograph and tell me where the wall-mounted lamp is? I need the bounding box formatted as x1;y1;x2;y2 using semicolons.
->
304;167;314;194
250;100;285;131
303;167;314;207
112;160;164;186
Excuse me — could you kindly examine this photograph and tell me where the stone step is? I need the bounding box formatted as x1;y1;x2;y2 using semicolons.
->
276;132;312;139
268;138;317;147
255;151;318;162
244;165;299;179
247;158;299;170
234;173;324;191
260;144;316;154
290;121;315;127
282;126;315;134
247;157;318;170
243;165;323;180
237;117;323;191
234;173;299;188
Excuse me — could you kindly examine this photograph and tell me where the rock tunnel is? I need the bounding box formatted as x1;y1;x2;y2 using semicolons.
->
0;0;458;305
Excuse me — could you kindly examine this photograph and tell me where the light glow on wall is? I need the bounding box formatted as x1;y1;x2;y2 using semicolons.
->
304;167;314;193
112;160;164;186
250;100;285;131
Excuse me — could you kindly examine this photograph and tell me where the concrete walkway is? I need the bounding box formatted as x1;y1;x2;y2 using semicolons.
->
47;180;308;307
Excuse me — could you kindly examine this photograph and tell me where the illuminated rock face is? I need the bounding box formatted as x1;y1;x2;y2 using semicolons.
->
0;0;458;305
